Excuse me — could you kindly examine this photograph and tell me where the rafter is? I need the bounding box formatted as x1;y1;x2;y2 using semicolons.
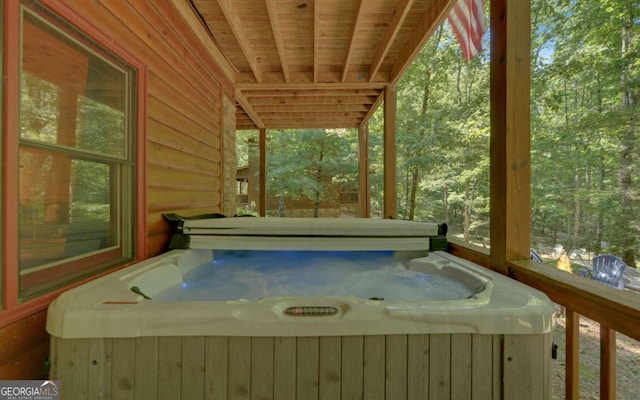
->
236;89;265;129
361;91;385;127
341;0;366;83
217;0;263;83
390;0;456;84
265;0;289;83
174;0;237;83
369;0;415;81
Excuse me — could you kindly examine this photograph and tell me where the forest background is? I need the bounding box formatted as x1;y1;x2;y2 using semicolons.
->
236;0;639;268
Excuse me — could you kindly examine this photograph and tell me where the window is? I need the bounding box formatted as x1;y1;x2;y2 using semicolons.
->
236;179;249;204
17;3;137;298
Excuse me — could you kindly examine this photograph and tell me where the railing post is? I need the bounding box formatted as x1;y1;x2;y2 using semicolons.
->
566;310;580;400
600;326;616;400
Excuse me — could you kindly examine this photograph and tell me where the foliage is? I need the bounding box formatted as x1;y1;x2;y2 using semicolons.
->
233;1;639;261
265;129;358;217
530;0;639;264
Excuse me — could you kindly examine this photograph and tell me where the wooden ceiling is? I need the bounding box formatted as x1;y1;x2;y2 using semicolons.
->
189;0;456;130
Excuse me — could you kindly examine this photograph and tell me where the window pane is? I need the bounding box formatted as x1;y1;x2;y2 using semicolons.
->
17;3;135;298
19;147;117;270
21;10;127;159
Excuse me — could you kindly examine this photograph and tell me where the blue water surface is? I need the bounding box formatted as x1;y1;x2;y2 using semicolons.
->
154;250;474;302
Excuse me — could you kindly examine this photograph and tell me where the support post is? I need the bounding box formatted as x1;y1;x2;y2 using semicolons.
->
358;123;371;218
259;128;266;217
489;0;531;273
383;85;397;219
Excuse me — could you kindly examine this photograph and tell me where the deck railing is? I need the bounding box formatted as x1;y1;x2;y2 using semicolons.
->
449;241;640;400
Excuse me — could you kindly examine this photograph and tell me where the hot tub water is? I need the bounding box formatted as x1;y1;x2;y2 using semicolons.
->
153;250;477;302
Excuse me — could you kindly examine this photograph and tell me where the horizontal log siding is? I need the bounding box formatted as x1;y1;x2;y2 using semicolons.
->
61;0;234;256
0;311;49;379
1;1;234;379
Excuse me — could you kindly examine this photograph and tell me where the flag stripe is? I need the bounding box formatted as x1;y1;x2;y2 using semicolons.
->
447;0;485;61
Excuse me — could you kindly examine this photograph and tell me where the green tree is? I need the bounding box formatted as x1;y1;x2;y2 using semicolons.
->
266;129;358;217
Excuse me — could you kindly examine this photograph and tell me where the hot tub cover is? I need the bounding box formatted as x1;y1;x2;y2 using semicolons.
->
164;215;448;251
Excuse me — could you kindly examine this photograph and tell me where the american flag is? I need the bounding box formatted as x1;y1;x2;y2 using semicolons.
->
447;0;485;61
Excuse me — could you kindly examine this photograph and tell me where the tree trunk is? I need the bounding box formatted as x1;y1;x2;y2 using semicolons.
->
618;2;638;266
408;166;419;220
313;150;324;218
463;179;471;242
572;169;580;249
279;184;285;217
443;184;449;224
595;166;605;254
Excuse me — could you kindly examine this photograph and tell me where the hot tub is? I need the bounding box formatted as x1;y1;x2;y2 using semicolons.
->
47;218;554;400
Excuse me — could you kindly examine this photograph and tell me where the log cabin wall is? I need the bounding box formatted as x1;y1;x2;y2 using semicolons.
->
221;95;238;217
54;0;236;256
1;0;235;378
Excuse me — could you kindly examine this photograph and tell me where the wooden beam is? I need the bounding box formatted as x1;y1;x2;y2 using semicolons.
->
241;89;382;98
341;0;366;83
255;120;361;130
489;0;531;273
247;95;379;105
170;0;237;84
237;82;387;91
390;0;455;84
236;90;265;129
252;104;370;113
259;128;266;217
258;111;366;119
237;124;259;131
369;0;414;81
361;91;385;126
217;0;262;82
358;123;371;218
265;0;290;83
383;85;397;219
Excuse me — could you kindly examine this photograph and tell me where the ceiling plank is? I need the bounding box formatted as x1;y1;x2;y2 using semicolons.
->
217;0;263;82
265;0;290;83
252;104;370;113
240;88;382;97
247;95;379;105
237;82;386;91
341;0;366;83
236;89;265;129
390;0;456;84
259;111;367;119
261;119;362;129
368;0;415;81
